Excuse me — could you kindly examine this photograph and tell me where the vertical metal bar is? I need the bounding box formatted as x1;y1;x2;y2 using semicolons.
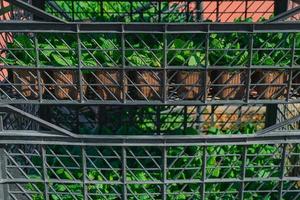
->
279;144;287;200
246;32;253;103
265;104;278;128
81;147;87;200
286;33;296;101
216;0;220;22
163;25;168;103
186;1;190;22
34;34;43;103
121;25;126;103
204;32;210;103
196;0;203;21
184;106;188;130
0;146;8;200
201;146;207;199
156;106;161;135
161;146;167;200
122;146;127;200
0;114;4;131
239;145;247;200
42;145;49;200
77;25;83;103
274;0;289;15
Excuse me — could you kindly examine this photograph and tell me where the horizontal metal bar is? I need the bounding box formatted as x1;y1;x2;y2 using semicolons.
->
1;21;300;33
0;131;300;146
0;99;298;106
2;176;300;185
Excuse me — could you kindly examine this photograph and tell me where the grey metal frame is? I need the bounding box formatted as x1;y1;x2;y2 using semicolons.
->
1;22;300;105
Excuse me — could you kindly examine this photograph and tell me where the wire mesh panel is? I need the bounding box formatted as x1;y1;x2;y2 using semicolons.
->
0;134;299;200
44;0;275;22
0;23;299;105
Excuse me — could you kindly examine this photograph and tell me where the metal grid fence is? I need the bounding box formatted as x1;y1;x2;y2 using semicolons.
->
45;0;276;22
1;22;300;105
1;133;300;200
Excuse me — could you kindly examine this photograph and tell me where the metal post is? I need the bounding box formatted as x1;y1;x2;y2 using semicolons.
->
274;0;289;15
122;147;127;200
42;145;49;200
278;144;287;199
0;113;8;200
196;0;203;21
81;147;87;200
161;146;167;200
0;146;8;200
239;145;247;200
201;146;207;199
265;104;278;128
163;24;168;103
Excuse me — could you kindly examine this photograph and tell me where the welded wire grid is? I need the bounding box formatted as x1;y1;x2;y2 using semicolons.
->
43;104;265;134
0;139;300;200
45;0;275;22
0;23;300;105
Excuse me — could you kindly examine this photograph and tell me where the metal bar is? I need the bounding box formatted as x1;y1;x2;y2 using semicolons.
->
2;22;300;33
257;113;300;135
5;0;66;23
266;5;300;23
34;34;43;103
122;24;126;103
163;24;167;103
42;145;49;200
1;131;300;146
81;146;87;200
161;146;167;200
274;0;289;16
265;104;278;128
122;146;127;200
46;1;72;21
287;33;296;101
0;105;76;137
246;33;253;103
0;146;8;200
201;146;207;199
3;99;300;106
278;144;287;199
0;114;3;131
77;25;84;103
196;0;203;21
204;32;209;103
239;145;247;200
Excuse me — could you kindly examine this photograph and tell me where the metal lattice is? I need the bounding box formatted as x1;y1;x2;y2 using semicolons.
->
0;133;300;200
0;23;300;105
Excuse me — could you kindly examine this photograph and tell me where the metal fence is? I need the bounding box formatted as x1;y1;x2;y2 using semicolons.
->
1;1;300;199
0;22;300;105
44;0;276;22
1;132;300;200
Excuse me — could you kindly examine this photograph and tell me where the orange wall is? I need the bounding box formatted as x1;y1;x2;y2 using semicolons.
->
0;1;9;81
